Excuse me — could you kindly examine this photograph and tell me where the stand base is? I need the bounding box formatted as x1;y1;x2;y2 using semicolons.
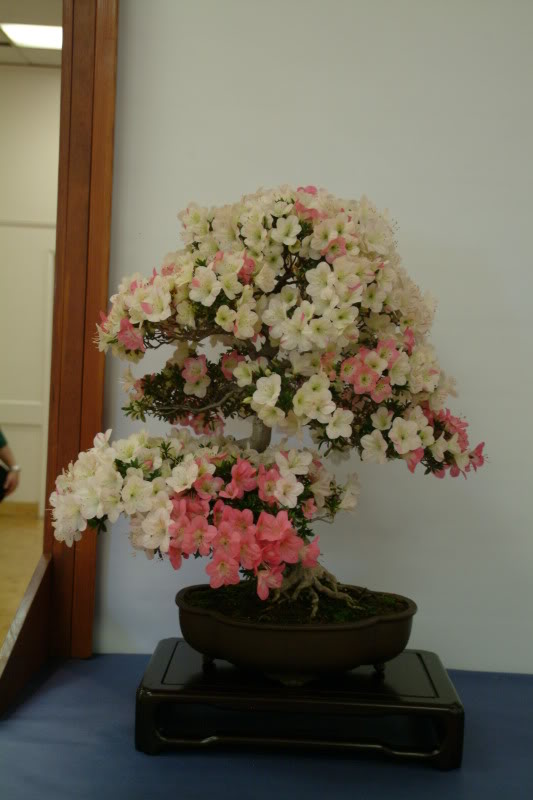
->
135;639;464;770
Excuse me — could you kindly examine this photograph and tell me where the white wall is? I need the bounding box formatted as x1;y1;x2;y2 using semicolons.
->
96;0;533;672
0;66;60;507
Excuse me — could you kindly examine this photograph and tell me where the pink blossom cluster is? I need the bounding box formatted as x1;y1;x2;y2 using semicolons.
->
167;495;319;599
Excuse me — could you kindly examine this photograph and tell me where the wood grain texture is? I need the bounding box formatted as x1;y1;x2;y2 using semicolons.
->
0;555;52;717
72;0;119;658
0;0;118;712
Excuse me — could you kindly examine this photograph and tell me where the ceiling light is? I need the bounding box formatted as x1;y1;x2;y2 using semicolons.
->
0;24;62;50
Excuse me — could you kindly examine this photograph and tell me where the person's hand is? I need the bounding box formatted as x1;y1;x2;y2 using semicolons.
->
4;470;20;496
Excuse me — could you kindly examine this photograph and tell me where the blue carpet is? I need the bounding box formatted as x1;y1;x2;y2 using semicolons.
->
1;654;532;800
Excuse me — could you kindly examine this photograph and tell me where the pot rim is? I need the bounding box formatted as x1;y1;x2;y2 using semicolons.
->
176;582;417;632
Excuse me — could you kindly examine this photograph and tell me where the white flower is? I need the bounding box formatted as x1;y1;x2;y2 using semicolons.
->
175;300;196;328
77;478;105;519
309;471;333;508
93;429;112;449
189;266;222;306
258;405;286;427
273;472;304;507
360;430;388;463
275;449;313;476
215;306;237;333
121;475;154;515
166;455;199;494
430;434;447;462
326;409;354;439
371;407;393;430
306;262;336;301
327;304;358;330
114;435;142;463
140;507;172;552
270;214;301;246
364;351;387;374
308;317;334;349
50;492;87;546
361;283;387;313
339;473;360;510
233;362;255;386
255;265;277;293
234;304;258;339
253;374;281;407
418;426;435;448
261;297;287;339
389;352;410;386
184;376;210;398
388;417;421;455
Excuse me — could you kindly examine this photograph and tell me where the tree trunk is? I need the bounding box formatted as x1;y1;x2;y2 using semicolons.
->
249;418;272;453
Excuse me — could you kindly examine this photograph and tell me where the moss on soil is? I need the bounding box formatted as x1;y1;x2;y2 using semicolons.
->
187;581;408;625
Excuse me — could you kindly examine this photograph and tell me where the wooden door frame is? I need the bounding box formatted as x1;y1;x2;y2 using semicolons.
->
0;0;118;713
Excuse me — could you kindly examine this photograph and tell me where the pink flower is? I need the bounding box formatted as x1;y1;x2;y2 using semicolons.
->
220;459;257;499
297;185;318;195
302;498;317;519
168;514;191;549
404;327;415;355
213;522;241;557
229;508;256;535
277;531;303;564
117;318;145;352
257;464;281;504
376;338;400;367
320;350;336;372
256;566;284;601
323;236;347;264
405;447;425;474
256;510;294;542
193;474;224;500
469;442;485;472
340;356;361;383
182;516;218;556
221;350;245;380
212;500;227;527
301;536;320;568
371;377;392;403
185;496;210;518
352;364;379;395
238;252;256;284
293;200;321;220
181;355;208;384
205;550;240;588
237;531;262;570
99;309;109;331
168;544;183;570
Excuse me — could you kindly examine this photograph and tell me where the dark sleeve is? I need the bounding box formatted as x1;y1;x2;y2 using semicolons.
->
0;429;7;449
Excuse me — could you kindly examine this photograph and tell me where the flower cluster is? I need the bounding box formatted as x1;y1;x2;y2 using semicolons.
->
97;185;483;480
50;429;358;599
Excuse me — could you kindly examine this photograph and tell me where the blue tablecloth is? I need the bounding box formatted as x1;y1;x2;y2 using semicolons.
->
1;655;532;800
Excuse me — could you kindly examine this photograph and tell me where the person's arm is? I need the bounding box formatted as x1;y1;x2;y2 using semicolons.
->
0;442;21;496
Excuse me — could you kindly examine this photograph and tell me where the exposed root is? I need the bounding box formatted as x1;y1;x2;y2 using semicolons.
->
277;562;362;619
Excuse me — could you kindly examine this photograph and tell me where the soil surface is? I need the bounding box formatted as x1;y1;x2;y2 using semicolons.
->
186;581;409;625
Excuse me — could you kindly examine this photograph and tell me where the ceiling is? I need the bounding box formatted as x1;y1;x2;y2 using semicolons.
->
0;0;62;67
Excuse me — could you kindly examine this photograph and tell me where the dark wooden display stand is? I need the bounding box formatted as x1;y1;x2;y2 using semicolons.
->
135;639;464;770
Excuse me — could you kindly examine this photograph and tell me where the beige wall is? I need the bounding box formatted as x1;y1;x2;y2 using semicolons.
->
97;0;533;672
0;66;60;508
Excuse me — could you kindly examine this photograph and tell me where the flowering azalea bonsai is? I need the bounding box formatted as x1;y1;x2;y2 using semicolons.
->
50;185;484;620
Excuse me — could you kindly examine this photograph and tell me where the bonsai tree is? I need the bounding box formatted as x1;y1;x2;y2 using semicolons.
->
51;185;484;616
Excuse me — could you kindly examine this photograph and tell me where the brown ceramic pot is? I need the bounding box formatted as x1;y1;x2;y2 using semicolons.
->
176;583;417;677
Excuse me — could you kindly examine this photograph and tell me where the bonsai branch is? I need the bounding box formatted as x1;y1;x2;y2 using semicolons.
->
156;387;244;416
